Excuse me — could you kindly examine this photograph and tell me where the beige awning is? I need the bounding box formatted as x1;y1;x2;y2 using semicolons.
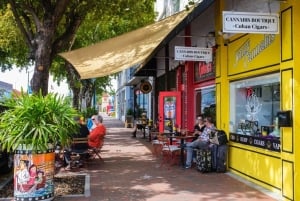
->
59;8;194;79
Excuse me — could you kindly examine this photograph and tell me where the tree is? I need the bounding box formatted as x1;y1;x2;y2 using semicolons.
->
0;5;28;71
0;0;156;96
52;1;156;109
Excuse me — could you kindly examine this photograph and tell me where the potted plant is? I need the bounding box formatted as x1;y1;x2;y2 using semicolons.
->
0;92;79;201
125;108;134;128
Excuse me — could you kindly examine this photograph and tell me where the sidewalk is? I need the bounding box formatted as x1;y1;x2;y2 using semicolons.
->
55;115;280;201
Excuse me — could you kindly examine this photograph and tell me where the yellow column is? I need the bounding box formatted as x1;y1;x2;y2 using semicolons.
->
280;1;300;200
215;0;229;131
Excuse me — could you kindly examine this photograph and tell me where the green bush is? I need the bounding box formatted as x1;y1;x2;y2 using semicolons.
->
0;92;79;152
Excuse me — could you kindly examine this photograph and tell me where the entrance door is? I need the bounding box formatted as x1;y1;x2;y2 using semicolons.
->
158;91;181;133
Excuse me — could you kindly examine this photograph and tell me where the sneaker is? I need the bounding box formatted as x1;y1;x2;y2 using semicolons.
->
185;165;191;169
55;161;62;168
65;165;71;171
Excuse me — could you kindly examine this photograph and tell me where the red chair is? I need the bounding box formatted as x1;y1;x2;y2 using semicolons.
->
157;134;181;168
88;137;104;162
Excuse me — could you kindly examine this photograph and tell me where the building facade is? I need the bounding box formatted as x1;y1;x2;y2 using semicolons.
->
214;0;299;200
76;0;299;199
134;0;300;200
0;81;13;101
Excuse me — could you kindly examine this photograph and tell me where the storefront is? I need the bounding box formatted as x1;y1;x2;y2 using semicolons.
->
173;3;216;131
215;0;300;200
59;0;299;198
177;58;216;130
225;33;282;190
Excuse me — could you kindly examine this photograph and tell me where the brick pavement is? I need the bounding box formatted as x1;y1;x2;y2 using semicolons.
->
15;115;281;201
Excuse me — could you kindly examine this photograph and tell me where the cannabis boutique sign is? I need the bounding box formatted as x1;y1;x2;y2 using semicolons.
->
223;11;279;34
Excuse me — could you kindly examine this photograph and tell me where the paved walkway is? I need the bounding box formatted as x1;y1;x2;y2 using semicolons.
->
54;115;281;201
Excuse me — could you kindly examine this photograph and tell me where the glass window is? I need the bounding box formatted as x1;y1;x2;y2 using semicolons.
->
136;90;149;116
230;73;280;137
229;73;281;152
195;86;216;123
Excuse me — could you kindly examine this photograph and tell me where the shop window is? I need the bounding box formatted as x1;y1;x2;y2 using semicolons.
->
229;73;281;152
195;87;216;124
135;89;149;117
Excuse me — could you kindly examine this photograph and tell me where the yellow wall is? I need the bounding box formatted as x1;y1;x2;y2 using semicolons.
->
224;32;282;192
227;34;280;76
215;0;300;200
280;1;300;200
229;144;281;190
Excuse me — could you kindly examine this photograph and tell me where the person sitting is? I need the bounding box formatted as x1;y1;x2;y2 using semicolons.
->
132;113;148;138
64;116;89;170
72;116;90;151
88;114;106;150
87;115;97;131
192;115;206;141
185;116;216;169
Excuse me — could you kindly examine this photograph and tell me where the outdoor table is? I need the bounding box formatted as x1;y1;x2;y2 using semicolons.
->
149;130;159;142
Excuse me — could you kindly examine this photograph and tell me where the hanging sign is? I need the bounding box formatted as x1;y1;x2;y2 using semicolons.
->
223;11;279;34
174;46;212;61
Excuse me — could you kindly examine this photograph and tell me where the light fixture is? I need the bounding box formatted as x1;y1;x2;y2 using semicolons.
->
218;31;231;40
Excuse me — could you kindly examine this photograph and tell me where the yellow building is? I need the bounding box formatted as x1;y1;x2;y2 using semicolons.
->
215;0;300;200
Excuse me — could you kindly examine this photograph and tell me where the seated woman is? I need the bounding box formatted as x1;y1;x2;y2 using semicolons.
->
88;115;106;149
192;115;206;141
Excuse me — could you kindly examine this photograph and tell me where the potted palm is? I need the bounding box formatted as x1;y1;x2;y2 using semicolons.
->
0;92;79;201
125;108;134;128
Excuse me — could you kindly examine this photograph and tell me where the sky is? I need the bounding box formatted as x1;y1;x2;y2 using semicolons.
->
0;67;117;95
0;67;70;96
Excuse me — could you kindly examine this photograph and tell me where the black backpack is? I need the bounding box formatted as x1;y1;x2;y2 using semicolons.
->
210;130;228;145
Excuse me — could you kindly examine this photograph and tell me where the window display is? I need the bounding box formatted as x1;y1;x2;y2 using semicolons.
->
195;87;216;124
229;73;280;152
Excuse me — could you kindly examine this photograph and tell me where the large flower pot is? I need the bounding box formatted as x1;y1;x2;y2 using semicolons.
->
14;145;55;201
125;115;134;128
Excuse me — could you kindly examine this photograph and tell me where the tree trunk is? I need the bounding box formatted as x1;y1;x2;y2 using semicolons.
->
65;62;81;110
72;88;80;110
85;89;92;108
81;79;94;109
30;28;54;96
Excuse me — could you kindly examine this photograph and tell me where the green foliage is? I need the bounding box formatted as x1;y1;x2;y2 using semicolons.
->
0;5;29;71
0;0;156;97
81;107;98;120
0;92;79;152
126;108;133;116
77;0;156;44
203;104;216;125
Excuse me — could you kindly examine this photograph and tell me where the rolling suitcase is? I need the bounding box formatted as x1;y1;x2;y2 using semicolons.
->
195;148;212;173
215;144;227;173
211;144;228;172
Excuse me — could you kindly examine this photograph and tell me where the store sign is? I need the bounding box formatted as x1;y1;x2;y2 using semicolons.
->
230;133;280;152
223;11;279;34
175;46;212;61
234;34;276;68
